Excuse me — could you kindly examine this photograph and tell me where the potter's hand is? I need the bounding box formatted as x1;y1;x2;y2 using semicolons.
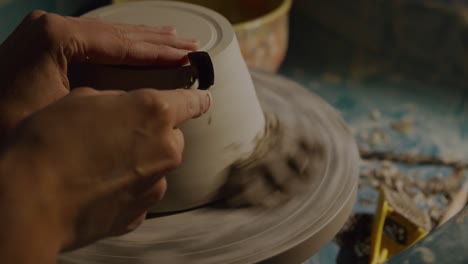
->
0;10;198;137
0;87;210;263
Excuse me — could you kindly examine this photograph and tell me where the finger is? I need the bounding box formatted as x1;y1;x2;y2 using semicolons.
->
138;177;168;209
126;177;167;216
22;10;47;26
67;16;178;35
110;179;167;236
70;87;126;97
125;211;147;232
172;128;185;153
131;129;183;178
127;34;199;51
65;17;196;66
121;178;167;234
157;89;212;126
110;208;148;236
102;22;198;50
106;41;193;66
69;87;99;96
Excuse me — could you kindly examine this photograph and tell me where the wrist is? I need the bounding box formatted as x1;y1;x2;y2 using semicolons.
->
0;139;64;263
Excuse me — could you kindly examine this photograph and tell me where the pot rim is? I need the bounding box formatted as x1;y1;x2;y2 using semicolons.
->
233;0;292;31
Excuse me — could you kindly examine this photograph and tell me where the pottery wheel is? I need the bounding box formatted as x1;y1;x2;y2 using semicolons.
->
59;70;360;264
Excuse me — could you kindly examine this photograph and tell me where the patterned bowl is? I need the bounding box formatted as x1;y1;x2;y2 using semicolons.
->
231;0;292;72
113;0;292;72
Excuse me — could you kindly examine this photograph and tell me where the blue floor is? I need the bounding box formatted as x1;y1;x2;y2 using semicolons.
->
279;5;468;263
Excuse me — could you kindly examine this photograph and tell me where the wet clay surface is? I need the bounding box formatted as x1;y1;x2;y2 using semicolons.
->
59;71;359;264
219;112;326;208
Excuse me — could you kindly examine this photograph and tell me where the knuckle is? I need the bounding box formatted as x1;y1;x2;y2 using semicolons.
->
71;87;98;96
111;24;131;63
112;24;127;42
163;26;177;35
134;90;171;120
26;10;47;21
161;135;183;169
152;44;162;61
147;179;167;205
162;34;177;43
35;13;67;46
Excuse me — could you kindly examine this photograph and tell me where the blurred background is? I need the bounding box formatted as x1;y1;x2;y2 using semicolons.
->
3;0;468;88
1;1;467;263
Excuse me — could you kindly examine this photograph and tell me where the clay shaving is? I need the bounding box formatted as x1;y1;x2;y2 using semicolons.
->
218;112;326;208
360;149;468;169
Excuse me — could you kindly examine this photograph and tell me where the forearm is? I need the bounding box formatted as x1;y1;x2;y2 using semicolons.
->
0;142;62;264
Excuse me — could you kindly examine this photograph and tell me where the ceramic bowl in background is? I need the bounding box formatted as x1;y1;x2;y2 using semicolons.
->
113;0;292;72
232;0;292;72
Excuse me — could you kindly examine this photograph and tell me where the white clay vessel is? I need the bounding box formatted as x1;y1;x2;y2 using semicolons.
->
81;1;266;212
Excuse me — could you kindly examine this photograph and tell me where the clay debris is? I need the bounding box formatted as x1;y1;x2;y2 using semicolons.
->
390;117;413;134
360;161;464;227
359;149;468;169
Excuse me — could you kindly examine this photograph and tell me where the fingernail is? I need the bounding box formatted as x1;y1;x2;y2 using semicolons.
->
179;49;192;55
205;91;212;113
189;39;200;49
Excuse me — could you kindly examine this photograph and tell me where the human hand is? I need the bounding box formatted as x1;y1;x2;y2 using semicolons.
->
0;87;210;263
0;10;198;137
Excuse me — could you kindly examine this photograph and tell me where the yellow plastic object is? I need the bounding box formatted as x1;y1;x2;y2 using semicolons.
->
370;187;429;264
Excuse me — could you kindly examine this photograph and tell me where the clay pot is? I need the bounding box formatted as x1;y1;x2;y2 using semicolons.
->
113;0;293;72
79;1;266;212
